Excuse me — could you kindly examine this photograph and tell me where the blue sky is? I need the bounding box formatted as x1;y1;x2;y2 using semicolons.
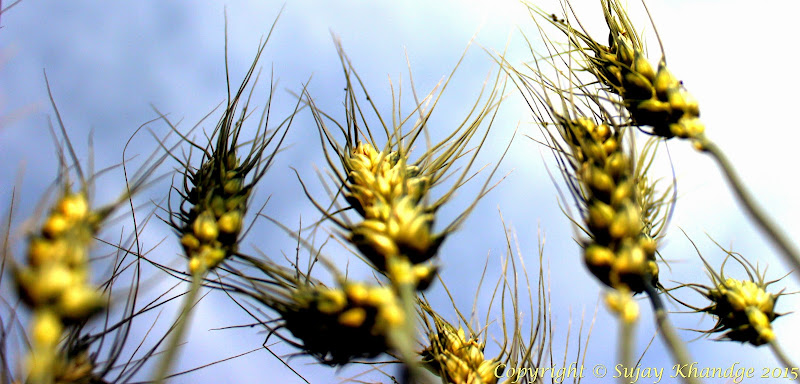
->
2;1;799;383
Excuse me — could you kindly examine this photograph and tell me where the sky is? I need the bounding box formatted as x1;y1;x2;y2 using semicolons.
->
2;1;800;383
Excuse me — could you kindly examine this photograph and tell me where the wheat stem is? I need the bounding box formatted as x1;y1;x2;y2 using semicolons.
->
387;260;422;383
153;272;203;384
644;282;701;384
619;318;635;384
769;339;796;370
700;137;800;280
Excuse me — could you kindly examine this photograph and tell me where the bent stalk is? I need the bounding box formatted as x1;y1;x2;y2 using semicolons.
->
699;137;800;280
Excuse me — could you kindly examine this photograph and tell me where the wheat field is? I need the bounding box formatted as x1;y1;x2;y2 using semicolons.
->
1;1;799;383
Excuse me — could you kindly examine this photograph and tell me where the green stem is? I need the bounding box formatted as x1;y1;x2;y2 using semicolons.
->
619;318;635;384
644;283;702;384
769;339;796;369
386;258;421;384
701;138;800;280
153;272;202;384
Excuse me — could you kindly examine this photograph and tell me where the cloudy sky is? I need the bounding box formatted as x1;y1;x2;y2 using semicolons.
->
2;1;799;383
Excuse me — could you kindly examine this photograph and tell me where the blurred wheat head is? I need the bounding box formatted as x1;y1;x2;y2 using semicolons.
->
4;71;168;384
